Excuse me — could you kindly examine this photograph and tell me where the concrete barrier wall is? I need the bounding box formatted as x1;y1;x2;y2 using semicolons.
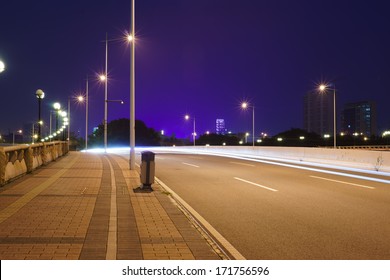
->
0;141;69;187
173;146;390;173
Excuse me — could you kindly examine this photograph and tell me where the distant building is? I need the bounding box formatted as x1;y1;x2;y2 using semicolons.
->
341;101;377;136
303;91;334;137
216;119;226;135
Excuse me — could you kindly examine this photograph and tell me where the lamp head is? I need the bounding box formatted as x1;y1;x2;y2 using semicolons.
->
36;89;45;99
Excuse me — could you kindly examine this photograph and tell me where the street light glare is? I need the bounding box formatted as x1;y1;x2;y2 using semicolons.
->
77;95;84;102
35;89;45;99
0;60;5;73
127;34;133;42
99;75;106;81
241;102;248;109
53;102;61;110
185;114;190;120
319;84;326;91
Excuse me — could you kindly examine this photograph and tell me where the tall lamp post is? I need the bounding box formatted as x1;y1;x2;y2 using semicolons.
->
67;95;85;144
129;0;136;170
185;114;196;146
53;102;61;140
241;102;255;146
100;33;109;153
35;89;45;142
85;76;89;150
319;84;336;148
13;130;22;145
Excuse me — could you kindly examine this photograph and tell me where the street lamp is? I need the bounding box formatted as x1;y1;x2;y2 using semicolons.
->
13;130;22;145
319;84;336;148
241;102;255;146
53;102;61;139
129;0;136;170
84;76;89;150
103;35;109;152
185;114;196;146
35;89;45;142
67;95;85;144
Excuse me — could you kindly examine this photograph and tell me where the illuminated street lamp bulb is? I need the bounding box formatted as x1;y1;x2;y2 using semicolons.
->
319;84;326;91
53;102;61;110
35;89;45;99
241;102;248;109
185;114;190;120
61;111;67;117
99;75;106;81
0;60;5;73
77;96;84;102
128;34;133;42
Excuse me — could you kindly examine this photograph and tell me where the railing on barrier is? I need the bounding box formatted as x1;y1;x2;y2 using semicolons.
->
0;141;69;187
336;145;390;151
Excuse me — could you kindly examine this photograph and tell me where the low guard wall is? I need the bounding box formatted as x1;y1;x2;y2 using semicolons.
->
173;146;390;173
0;141;69;187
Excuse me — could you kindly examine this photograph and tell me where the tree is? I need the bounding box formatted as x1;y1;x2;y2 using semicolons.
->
88;118;161;147
197;133;240;146
272;128;322;146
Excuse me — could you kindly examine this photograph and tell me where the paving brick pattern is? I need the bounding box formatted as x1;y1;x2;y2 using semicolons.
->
0;152;221;260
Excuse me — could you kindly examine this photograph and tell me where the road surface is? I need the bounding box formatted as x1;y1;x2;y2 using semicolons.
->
150;152;390;260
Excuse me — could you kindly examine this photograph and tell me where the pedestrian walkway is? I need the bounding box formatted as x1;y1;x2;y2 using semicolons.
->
0;152;223;260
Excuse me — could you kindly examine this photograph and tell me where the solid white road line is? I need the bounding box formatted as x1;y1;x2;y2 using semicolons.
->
182;162;200;168
155;176;246;260
310;175;375;190
234;177;278;192
229;161;255;167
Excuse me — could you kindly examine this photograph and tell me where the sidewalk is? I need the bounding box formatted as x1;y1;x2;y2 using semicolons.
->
0;152;223;260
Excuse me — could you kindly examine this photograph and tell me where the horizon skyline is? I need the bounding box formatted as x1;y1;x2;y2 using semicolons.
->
1;1;390;140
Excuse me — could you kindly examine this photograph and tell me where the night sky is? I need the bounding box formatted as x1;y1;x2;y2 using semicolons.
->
1;0;390;141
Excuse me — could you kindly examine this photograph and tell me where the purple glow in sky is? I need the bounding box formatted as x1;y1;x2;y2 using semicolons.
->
1;0;390;141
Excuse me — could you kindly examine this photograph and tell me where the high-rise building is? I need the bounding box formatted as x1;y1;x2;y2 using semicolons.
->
216;119;226;134
342;101;377;136
303;91;334;136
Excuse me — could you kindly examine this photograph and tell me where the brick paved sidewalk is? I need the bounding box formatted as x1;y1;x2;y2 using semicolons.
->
0;152;222;260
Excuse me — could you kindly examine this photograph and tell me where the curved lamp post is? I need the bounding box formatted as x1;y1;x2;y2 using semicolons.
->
53;102;61;139
129;0;136;169
241;102;255;146
185;114;196;146
35;89;45;142
319;84;336;148
13;130;22;145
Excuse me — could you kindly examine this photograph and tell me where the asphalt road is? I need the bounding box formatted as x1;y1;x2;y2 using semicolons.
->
151;152;390;260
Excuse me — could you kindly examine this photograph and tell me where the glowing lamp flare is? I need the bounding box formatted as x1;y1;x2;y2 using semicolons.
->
0;60;5;73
